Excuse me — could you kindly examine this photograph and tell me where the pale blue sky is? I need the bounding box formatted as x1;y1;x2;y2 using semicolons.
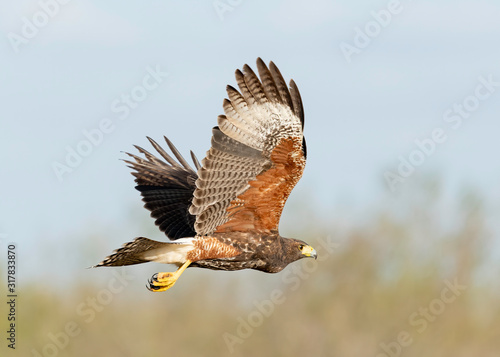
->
1;0;499;283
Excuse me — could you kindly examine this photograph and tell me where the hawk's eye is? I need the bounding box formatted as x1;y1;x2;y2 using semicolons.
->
298;244;304;251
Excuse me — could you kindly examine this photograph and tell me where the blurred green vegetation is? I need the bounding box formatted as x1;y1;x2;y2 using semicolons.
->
2;179;500;357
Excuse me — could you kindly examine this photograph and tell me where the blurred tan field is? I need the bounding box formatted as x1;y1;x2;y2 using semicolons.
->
2;180;500;357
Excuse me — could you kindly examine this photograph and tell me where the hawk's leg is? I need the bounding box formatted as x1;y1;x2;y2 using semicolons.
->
147;260;191;292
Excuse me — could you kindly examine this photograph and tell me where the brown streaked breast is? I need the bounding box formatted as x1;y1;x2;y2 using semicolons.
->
186;237;242;261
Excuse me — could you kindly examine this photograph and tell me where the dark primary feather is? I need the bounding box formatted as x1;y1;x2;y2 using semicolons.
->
124;137;199;239
256;57;281;103
269;61;294;109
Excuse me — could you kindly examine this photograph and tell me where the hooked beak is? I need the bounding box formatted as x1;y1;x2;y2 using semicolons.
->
301;245;317;260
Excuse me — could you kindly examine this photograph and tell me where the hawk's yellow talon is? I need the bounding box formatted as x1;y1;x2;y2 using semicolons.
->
147;260;191;292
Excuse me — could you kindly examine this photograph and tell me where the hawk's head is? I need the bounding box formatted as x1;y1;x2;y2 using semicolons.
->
284;238;317;263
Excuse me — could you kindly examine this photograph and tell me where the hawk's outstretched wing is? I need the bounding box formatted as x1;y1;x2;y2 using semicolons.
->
125;137;200;240
189;58;306;236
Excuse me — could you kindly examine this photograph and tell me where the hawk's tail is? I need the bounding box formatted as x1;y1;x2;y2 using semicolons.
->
93;237;194;267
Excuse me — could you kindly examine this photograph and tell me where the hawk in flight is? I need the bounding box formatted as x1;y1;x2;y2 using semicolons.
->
95;58;316;292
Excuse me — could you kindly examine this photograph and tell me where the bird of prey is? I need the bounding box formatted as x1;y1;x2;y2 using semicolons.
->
95;58;316;292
